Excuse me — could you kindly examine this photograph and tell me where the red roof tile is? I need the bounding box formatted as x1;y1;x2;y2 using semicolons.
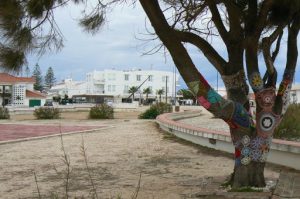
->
0;73;35;83
26;90;46;98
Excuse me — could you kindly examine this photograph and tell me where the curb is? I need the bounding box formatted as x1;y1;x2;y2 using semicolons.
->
156;112;300;170
0;126;115;145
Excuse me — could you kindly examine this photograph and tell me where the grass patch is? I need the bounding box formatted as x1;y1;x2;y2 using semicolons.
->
229;187;263;192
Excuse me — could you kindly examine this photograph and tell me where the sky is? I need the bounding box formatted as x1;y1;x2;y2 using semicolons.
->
26;1;300;89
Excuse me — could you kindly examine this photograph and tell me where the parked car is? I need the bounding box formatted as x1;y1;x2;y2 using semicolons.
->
44;101;53;106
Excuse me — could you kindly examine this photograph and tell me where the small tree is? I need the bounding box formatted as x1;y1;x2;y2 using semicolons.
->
128;86;138;101
156;89;164;103
44;67;56;89
177;89;196;104
143;87;152;103
32;64;43;92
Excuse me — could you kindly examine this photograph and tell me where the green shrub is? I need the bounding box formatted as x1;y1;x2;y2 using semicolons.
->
0;107;10;119
139;102;173;119
34;107;60;119
274;104;300;140
89;104;114;119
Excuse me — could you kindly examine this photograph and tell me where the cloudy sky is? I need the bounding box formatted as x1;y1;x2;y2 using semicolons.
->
26;1;300;89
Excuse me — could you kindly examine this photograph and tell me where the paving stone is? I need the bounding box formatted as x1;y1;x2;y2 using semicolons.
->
0;123;106;142
273;171;300;198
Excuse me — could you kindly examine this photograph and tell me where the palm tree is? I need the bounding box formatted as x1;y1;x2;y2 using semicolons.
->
143;87;152;103
177;89;196;104
128;86;138;101
156;89;164;103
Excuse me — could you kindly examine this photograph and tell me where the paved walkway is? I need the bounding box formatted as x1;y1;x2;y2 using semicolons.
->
272;171;300;199
0;123;106;142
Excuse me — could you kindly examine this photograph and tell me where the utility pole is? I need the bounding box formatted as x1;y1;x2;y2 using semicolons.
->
174;68;177;106
165;76;168;103
2;85;5;107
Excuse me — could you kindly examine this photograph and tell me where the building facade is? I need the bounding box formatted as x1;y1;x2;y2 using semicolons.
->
50;69;180;103
0;73;46;107
87;69;179;100
49;78;87;97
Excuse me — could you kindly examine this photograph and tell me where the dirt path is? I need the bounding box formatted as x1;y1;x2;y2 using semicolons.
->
0;118;279;199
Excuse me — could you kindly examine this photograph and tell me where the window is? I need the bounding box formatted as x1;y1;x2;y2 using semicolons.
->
124;85;129;93
148;75;153;82
124;74;129;81
112;85;116;92
108;85;111;92
136;75;141;81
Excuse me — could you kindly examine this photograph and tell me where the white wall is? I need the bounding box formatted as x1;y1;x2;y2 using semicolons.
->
50;69;180;100
90;69;180;98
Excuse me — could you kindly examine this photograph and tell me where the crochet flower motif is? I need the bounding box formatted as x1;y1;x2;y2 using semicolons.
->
250;73;263;90
250;136;264;149
241;147;251;156
250;149;262;161
241;156;251;165
241;135;250;146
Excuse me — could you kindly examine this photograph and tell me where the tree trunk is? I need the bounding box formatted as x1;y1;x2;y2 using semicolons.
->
232;162;266;188
230;132;272;188
229;87;280;188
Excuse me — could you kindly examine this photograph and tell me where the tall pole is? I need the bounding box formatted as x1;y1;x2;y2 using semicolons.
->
2;85;5;107
165;76;168;103
174;67;177;106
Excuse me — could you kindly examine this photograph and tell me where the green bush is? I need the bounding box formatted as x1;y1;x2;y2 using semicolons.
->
274;104;300;140
139;102;173;119
89;104;114;119
0;107;10;119
34;107;60;119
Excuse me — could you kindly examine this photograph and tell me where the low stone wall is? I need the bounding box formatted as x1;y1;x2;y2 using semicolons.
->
156;112;300;170
7;103;141;115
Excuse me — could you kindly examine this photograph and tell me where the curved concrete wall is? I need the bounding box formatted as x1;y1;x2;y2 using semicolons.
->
156;112;300;170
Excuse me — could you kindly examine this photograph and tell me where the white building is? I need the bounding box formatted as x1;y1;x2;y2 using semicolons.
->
86;69;179;99
49;79;87;97
50;69;180;103
0;73;46;107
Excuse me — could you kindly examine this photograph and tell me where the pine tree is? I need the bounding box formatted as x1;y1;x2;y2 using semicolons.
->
24;65;30;77
32;64;43;92
45;67;56;89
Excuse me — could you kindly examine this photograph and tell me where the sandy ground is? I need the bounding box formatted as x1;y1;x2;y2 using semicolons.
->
0;110;280;199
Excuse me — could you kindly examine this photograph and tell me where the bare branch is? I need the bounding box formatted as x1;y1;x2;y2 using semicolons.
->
206;0;229;43
175;30;226;73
